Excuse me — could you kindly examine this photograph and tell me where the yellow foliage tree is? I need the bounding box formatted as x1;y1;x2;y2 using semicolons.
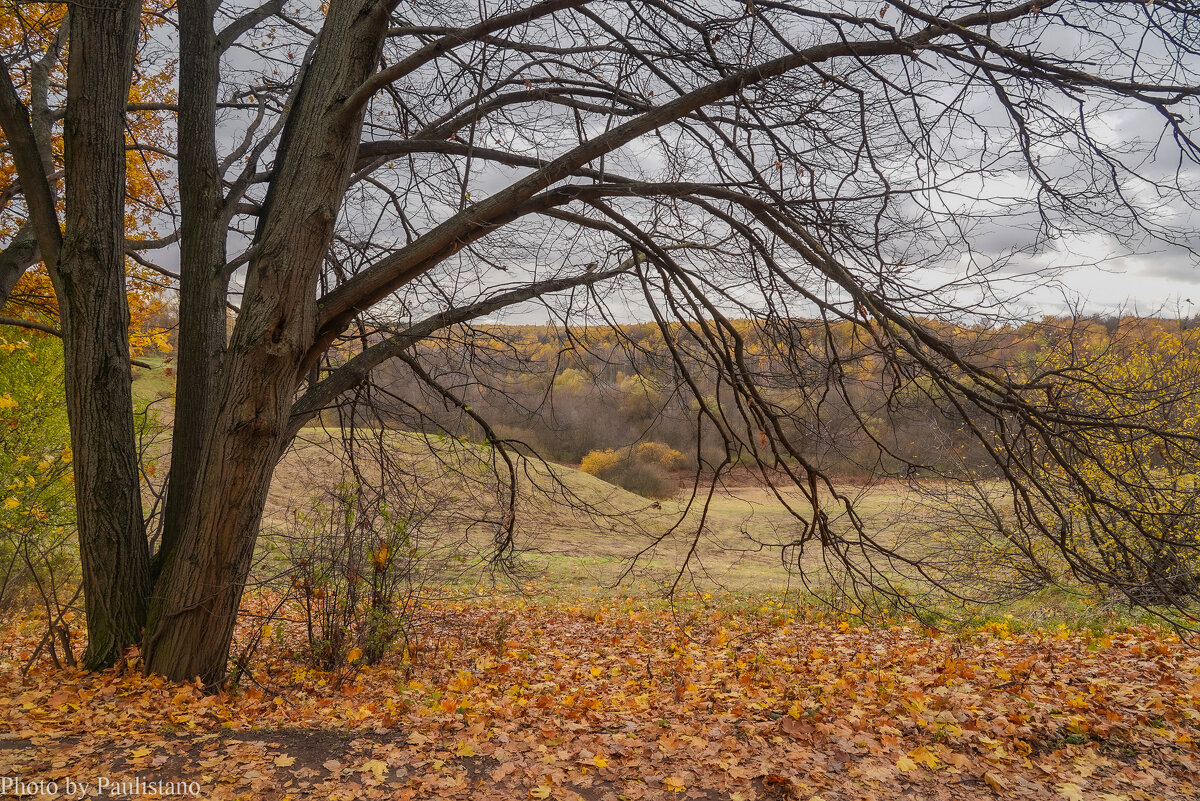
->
0;0;175;356
1042;327;1200;602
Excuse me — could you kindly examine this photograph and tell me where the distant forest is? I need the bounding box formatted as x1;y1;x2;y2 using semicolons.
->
314;314;1200;495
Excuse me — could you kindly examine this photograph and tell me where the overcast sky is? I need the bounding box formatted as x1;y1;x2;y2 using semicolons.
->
198;1;1200;325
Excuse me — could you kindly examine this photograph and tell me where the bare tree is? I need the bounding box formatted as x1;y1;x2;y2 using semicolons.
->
1;0;1198;685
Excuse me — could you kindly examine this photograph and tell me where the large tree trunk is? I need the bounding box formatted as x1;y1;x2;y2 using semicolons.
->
157;0;228;575
144;0;393;686
141;361;299;685
54;0;151;669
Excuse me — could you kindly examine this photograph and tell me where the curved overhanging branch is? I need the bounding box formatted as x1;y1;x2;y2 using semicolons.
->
314;1;1059;361
289;255;650;438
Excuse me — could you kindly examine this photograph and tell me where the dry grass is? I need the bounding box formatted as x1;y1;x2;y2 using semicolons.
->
261;426;921;596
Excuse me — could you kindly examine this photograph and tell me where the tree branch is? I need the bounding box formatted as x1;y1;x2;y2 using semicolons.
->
216;0;285;52
0;315;153;369
0;315;61;338
0;56;62;270
340;0;592;118
0;222;40;307
289;260;635;437
315;6;982;336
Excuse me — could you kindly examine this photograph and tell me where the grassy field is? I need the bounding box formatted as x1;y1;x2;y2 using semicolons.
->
263;425;916;590
131;362;1134;631
130;356;176;408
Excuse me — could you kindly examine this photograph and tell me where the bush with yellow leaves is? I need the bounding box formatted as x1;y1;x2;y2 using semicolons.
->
580;441;680;499
0;333;78;666
1045;327;1200;606
919;324;1200;611
635;441;687;470
580;448;622;477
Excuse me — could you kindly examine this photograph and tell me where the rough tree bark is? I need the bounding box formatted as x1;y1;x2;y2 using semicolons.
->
143;0;397;685
0;222;38;304
156;0;229;576
54;0;150;669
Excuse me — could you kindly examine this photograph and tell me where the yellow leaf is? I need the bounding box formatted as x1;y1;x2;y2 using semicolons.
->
1059;783;1085;801
347;647;363;663
371;543;389;571
896;755;918;772
130;746;152;759
274;755;296;767
529;785;552;799
592;754;608;769
984;772;1009;793
361;759;388;780
454;740;476;757
3;497;18;510
908;745;940;769
449;670;475;691
664;776;686;793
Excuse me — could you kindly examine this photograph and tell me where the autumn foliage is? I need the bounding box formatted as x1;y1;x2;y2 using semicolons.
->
2;595;1198;799
0;0;175;355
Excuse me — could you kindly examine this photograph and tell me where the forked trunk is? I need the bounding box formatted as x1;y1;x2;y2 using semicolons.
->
144;0;393;685
157;0;228;576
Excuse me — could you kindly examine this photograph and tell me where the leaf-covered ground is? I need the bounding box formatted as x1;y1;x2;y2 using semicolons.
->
2;597;1199;800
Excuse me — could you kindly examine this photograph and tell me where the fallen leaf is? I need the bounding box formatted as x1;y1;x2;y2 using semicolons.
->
1059;783;1085;801
908;745;940;769
984;772;1010;793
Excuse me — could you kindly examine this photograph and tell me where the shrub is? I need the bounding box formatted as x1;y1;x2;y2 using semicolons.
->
282;482;424;685
0;334;79;667
635;441;686;470
580;443;678;499
607;459;674;499
580;448;621;478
